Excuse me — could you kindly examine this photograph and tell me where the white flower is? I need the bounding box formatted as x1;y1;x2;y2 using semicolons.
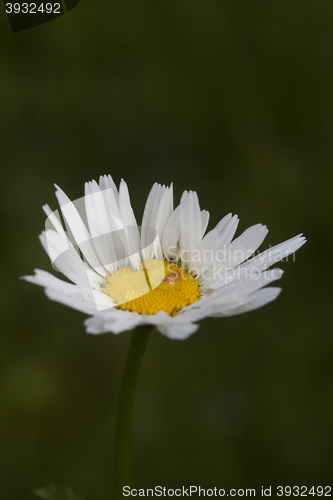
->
24;176;306;340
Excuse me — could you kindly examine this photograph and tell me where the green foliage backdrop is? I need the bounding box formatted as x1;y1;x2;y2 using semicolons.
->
0;1;332;498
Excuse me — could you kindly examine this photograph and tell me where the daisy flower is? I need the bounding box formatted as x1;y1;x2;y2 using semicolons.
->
24;176;306;340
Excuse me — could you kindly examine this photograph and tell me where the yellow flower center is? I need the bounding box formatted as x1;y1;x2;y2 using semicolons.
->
102;259;200;315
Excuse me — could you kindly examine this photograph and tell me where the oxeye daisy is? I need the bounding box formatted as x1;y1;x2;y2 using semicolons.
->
24;175;306;340
24;174;306;497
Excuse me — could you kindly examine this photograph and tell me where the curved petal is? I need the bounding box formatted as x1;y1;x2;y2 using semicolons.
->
54;184;106;276
84;181;118;273
162;205;181;261
179;191;202;265
157;321;199;340
210;287;282;317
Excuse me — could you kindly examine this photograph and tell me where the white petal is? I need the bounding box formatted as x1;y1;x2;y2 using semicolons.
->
43;204;68;240
23;269;100;314
118;180;141;268
240;234;306;273
84;310;142;334
229;224;268;258
191;229;220;281
99;179;123;231
85;181;112;237
40;228;70;265
217;224;269;268
217;214;239;248
98;180;125;265
174;303;214;323
211;287;282;317
141;183;163;236
162;205;181;261
196;228;220;259
99;174;119;205
39;230;98;286
23;268;110;308
156;321;199;340
153;185;173;253
23;269;80;295
118;179;138;228
180;191;202;260
209;269;284;305
44;287;99;314
214;213;232;234
200;210;210;238
141;183;173;261
54;184;106;275
84;181;118;273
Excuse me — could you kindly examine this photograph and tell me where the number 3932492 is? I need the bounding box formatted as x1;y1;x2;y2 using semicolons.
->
277;486;331;497
5;3;61;14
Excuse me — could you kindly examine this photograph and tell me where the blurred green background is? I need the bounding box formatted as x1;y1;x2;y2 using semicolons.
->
1;1;332;498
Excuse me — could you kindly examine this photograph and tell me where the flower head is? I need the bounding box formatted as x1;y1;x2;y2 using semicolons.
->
24;176;306;339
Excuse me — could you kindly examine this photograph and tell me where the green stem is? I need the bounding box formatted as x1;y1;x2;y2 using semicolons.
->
113;326;152;499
